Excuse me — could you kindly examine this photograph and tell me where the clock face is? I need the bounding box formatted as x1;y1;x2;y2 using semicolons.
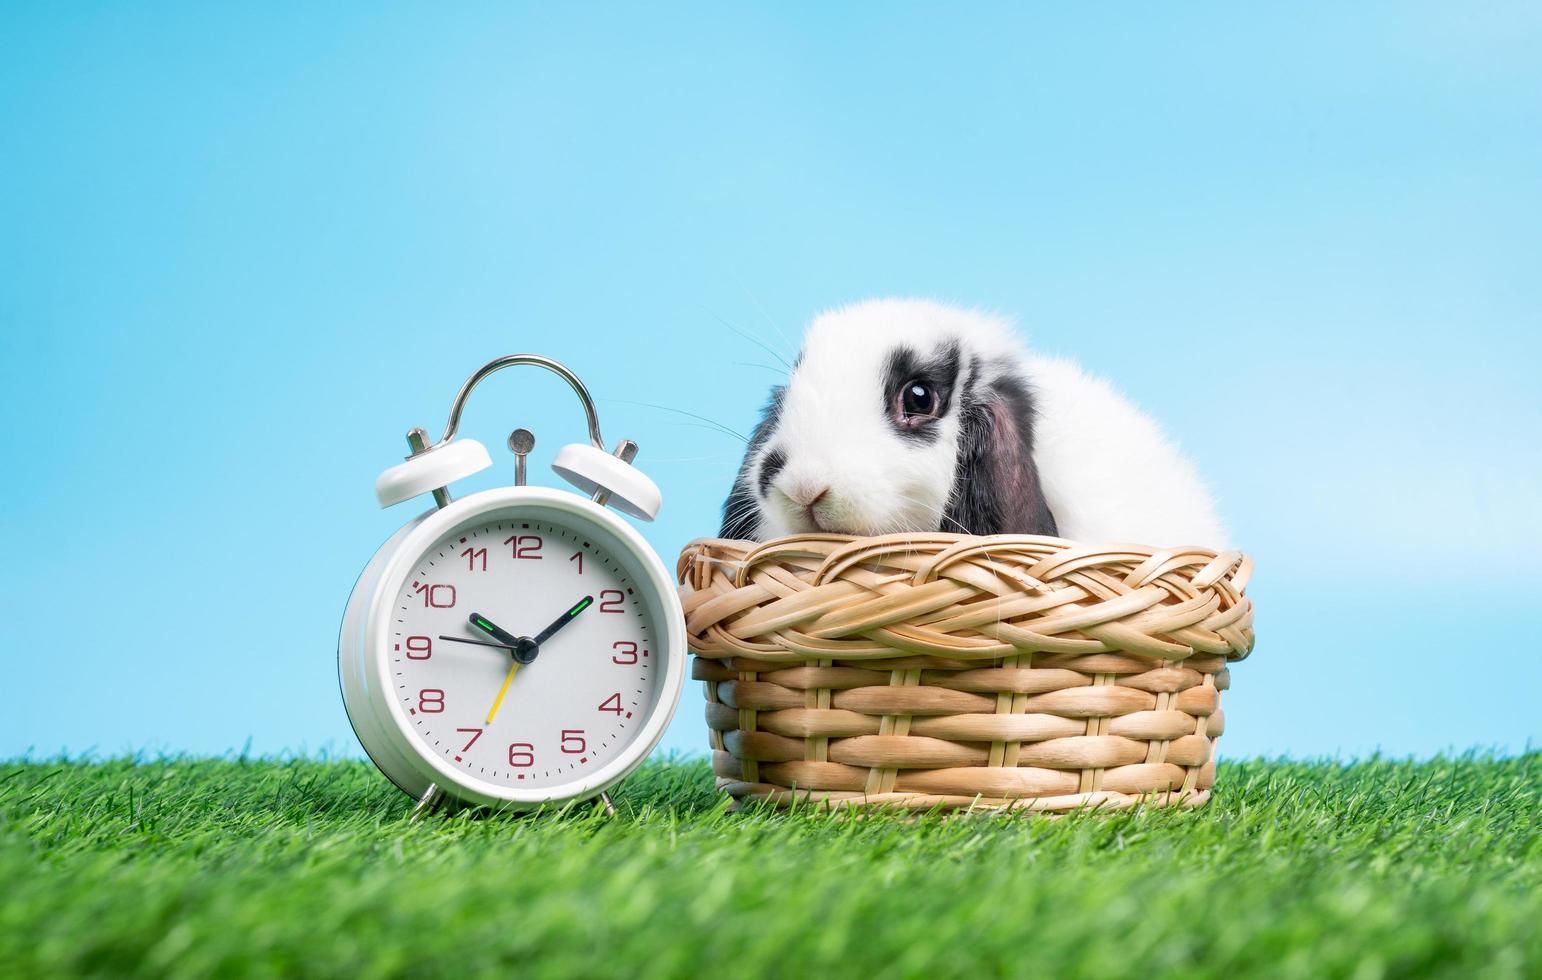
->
383;511;661;793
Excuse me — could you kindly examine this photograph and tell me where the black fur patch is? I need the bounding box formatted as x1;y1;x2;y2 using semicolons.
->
942;367;1058;536
880;341;963;444
719;386;785;539
757;448;786;496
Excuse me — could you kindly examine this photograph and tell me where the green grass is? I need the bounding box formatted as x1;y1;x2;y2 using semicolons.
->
1;755;1536;978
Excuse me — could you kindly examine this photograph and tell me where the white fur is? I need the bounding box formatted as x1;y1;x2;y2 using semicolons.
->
1024;352;1229;548
751;298;1228;548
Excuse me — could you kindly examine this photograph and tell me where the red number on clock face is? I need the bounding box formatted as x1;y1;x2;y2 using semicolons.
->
404;636;432;660
505;535;543;559
561;730;586;754
611;641;638;665
456;728;483;752
414;583;456;608
598;693;623;714
570;551;583;574
418;689;445;713
508;743;534;767
461;547;487;571
599;589;624;613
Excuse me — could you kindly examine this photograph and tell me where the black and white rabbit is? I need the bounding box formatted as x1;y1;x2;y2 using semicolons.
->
720;298;1227;548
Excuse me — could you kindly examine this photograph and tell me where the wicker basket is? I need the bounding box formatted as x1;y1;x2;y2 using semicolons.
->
677;533;1254;814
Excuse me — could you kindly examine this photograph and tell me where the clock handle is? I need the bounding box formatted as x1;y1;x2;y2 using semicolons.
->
376;353;648;511
433;354;606;452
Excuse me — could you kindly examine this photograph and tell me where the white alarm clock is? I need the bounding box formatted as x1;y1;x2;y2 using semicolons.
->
339;354;686;817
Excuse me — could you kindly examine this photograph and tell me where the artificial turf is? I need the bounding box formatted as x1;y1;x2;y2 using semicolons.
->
1;754;1536;978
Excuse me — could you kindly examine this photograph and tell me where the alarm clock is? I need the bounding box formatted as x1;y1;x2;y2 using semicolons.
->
339;354;687;817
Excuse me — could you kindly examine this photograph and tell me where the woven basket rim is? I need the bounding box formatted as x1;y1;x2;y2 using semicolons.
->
678;531;1254;666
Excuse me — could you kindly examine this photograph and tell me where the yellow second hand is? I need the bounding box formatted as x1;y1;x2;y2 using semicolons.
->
484;662;519;725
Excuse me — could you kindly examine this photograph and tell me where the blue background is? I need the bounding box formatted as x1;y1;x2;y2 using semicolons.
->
4;3;1538;762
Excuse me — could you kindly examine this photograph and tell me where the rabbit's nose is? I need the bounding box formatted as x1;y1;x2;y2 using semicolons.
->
781;479;830;508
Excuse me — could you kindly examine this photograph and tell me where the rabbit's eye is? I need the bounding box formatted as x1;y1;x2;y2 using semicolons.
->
901;380;940;418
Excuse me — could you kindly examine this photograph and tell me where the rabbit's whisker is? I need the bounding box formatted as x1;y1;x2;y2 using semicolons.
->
602;398;749;444
700;306;794;371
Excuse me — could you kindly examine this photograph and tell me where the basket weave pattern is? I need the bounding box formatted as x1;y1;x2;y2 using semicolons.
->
678;534;1254;813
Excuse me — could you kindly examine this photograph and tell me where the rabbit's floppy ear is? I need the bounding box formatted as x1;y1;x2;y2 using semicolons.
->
943;371;1058;536
719;386;785;539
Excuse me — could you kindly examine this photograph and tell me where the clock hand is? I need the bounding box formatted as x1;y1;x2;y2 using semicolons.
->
531;595;595;647
474;603;588;728
468;614;541;725
485;660;520;725
469;613;523;648
438;634;519;651
481;634;542;727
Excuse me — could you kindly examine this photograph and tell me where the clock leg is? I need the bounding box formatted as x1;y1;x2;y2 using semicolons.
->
598;790;617;817
408;782;443;823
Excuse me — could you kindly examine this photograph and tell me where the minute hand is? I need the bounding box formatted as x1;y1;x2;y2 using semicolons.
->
533;595;595;647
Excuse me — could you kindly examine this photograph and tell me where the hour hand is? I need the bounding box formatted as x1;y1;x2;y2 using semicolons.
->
469;613;522;648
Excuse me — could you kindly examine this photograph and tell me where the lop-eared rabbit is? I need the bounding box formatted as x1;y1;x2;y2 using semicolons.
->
720;299;1227;548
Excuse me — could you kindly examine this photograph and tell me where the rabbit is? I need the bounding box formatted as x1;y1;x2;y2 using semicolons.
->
719;298;1228;548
